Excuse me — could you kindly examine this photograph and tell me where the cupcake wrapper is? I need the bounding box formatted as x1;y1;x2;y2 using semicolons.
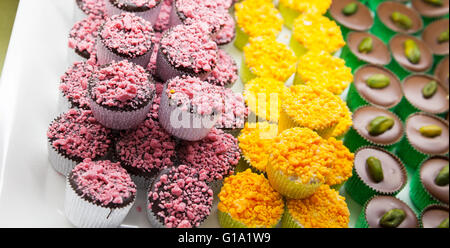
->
409;162;442;212
47;141;78;177
385;55;414;81
421;15;450;28
281;207;303;228
289;35;308;58
370;12;398;44
105;0;162;27
277;1;299;30
346;83;370;112
89;96;153;130
240;58;257;85
167;1;184;30
266;161;321;199
340;45;368;74
419;204;449;228
235;157;251;173
64;177;135;228
234;26;249;51
158;84;219;141
355;206;370;228
345;146;407;205
330;181;346;191
218;210;248;228
96;38;152;69
367;0;384;12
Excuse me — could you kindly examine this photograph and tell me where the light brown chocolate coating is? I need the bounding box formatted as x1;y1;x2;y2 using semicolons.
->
406;113;449;155
420;156;449;205
412;0;450;18
422;19;449;56
403;74;449;114
355;147;406;193
365;196;419;228
390;34;433;73
354;65;402;108
329;0;374;31
435;56;449;92
348;32;391;66
353;106;404;145
421;205;449;228
377;2;423;34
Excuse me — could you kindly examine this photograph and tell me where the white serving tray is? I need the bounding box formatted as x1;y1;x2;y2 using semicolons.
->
0;0;415;228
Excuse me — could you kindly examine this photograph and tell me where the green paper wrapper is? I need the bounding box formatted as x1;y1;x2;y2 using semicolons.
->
278;1;299;30
385;55;414;81
235;155;267;176
421;14;450;27
289;35;308;58
367;0;384;12
409;156;448;212
281;207;303;228
234;26;249;51
346;83;370;112
340;45;368;73
218;210;281;228
343;122;403;153
344;146;407;205
419;204;450;228
395;113;449;170
240;57;257;85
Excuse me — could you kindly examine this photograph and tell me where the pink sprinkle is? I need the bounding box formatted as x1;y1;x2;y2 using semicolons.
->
206;49;238;87
77;0;106;17
69;15;105;59
60;61;97;109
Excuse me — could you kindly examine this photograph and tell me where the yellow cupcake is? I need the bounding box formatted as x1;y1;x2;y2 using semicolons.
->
278;0;332;29
234;0;283;50
238;122;279;173
294;50;353;95
267;128;336;199
291;14;345;57
282;185;350;228
243;77;288;123
242;37;297;84
218;169;285;228
325;137;354;188
331;101;353;139
279;85;347;138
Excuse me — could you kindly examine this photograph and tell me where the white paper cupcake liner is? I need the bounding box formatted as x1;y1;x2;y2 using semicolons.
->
105;0;163;27
129;172;155;190
47;141;78;177
96;38;153;68
158;84;220;141
64;176;135;228
167;1;183;29
89;96;153;130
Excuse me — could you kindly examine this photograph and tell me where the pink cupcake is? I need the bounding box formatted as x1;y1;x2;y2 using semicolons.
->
178;128;241;192
88;60;155;130
115;115;177;189
105;0;163;26
69;15;105;60
59;60;97;112
205;49;238;88
147;165;213;228
64;159;136;228
213;13;236;46
215;88;248;137
154;0;174;32
96;12;155;68
76;0;107;18
158;75;224;141
156;23;218;82
47;109;112;176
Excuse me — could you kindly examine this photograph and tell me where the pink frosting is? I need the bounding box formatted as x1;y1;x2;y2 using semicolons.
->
166;76;224;115
160;23;218;73
112;0;159;8
213;13;235;45
154;0;173;31
77;0;106;17
60;60;97;109
69;15;105;59
100;12;154;57
148;165;213;228
216;89;247;129
175;1;229;34
206;49;238;87
178;128;240;182
47;109;111;160
116;115;176;174
90;60;154;109
71;158;136;207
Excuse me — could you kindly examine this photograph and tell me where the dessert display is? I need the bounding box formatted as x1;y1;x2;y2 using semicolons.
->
44;0;450;228
347;65;403;111
410;156;449;212
396;113;449;170
345;146;407;205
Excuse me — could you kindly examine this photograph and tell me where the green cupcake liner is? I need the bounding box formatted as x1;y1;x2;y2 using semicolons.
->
355;207;370;228
393;94;448;122
330;181;346;191
367;0;384;12
234;26;249;51
346;83;369;112
431;54;447;75
386;55;414;81
277;1;299;30
218;209;281;228
421;14;450;27
235;156;267;176
419;204;450;228
343;125;401;153
370;12;398;44
340;45;368;73
240;58;257;85
344;147;407;205
281;207;302;228
289;35;308;58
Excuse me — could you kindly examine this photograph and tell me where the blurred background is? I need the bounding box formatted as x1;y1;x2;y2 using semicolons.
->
0;0;19;76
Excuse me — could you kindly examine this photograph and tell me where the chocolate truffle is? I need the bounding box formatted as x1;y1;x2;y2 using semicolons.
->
362;196;419;228
353;65;402;109
420;156;449;205
421;204;449;228
422;19;449;56
347;32;391;66
389;34;434;73
402;74;449;114
412;0;450;18
405;113;449;155
329;0;374;33
376;2;423;34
